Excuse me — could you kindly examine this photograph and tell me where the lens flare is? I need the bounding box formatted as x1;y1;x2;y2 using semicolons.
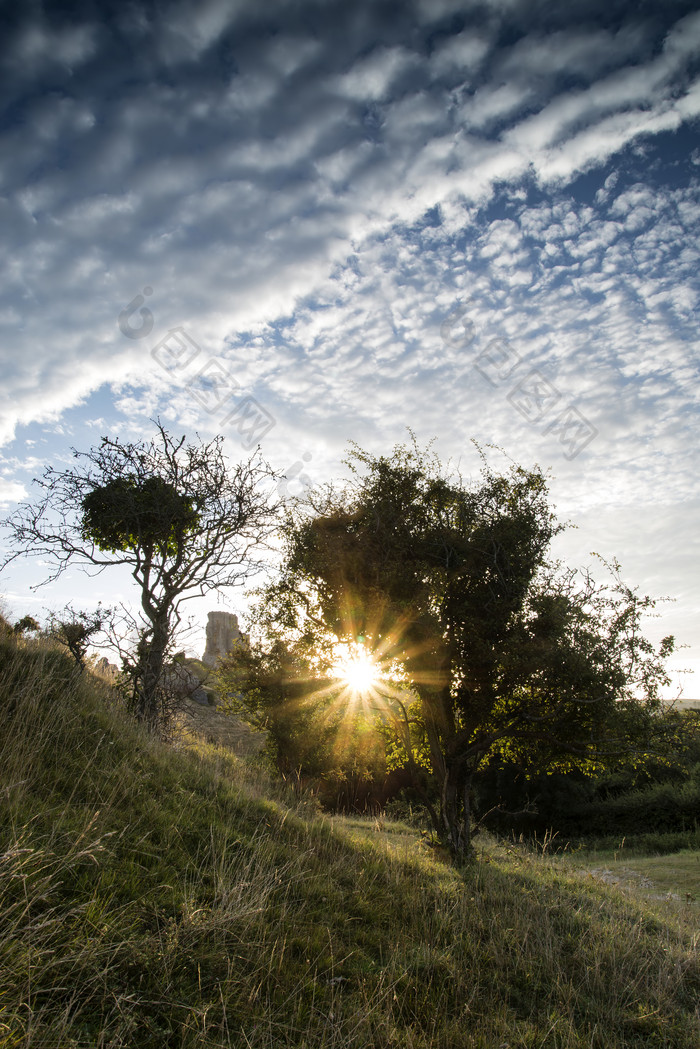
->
333;646;379;694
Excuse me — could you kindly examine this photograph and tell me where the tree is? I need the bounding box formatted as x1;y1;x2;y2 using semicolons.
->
1;422;279;728
46;605;110;672
256;438;675;858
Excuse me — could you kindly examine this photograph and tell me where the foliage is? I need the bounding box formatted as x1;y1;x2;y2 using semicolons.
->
12;613;40;635
571;829;700;856
254;438;676;858
563;778;700;836
46;604;111;671
1;422;279;728
217;639;386;807
475;706;700;840
81;473;200;555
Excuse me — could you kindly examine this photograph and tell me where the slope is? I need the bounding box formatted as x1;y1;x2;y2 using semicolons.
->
1;630;698;1049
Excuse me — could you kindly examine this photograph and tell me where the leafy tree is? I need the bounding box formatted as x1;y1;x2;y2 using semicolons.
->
1;423;279;728
256;438;675;858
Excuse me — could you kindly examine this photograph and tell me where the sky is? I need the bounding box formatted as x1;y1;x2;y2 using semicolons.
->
0;0;698;697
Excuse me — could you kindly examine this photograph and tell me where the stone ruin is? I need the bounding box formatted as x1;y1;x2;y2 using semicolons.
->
202;611;245;667
89;612;245;705
94;656;120;679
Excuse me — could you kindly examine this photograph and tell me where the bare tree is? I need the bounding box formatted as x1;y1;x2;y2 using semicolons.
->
2;422;280;729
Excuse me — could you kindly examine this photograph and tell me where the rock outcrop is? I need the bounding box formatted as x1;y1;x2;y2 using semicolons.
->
202;611;243;667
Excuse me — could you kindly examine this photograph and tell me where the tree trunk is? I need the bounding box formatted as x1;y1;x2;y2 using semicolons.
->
440;763;474;861
134;613;170;729
422;695;447;784
392;694;442;834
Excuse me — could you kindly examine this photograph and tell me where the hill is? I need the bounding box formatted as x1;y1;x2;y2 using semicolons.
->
1;630;698;1048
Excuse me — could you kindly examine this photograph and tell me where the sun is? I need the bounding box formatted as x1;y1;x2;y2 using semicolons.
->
333;645;380;694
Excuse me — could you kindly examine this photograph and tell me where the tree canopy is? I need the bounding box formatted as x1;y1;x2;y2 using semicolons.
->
81;474;200;556
250;438;675;858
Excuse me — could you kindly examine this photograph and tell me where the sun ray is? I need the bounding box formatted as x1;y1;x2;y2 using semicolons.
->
331;642;381;696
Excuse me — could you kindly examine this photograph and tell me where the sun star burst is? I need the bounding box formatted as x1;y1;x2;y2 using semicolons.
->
333;646;380;694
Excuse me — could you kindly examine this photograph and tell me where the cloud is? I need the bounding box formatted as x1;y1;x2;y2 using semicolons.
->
429;29;491;80
3;16;97;81
0;7;695;445
334;46;419;101
0;0;698;687
0;479;28;509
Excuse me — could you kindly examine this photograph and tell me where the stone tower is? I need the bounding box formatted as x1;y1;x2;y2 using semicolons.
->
202;611;242;666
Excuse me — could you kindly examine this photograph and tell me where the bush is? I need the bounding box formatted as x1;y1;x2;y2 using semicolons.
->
562;779;700;836
569;828;700;856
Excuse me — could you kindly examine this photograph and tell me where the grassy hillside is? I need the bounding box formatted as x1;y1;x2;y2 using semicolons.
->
1;631;698;1048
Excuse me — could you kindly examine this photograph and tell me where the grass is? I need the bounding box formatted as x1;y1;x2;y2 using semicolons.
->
615;852;700;900
1;630;699;1048
568;849;700;903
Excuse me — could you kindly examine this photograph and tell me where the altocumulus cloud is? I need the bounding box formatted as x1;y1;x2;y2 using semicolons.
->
0;0;699;692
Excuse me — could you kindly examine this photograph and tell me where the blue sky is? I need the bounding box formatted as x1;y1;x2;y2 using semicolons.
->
0;0;699;696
